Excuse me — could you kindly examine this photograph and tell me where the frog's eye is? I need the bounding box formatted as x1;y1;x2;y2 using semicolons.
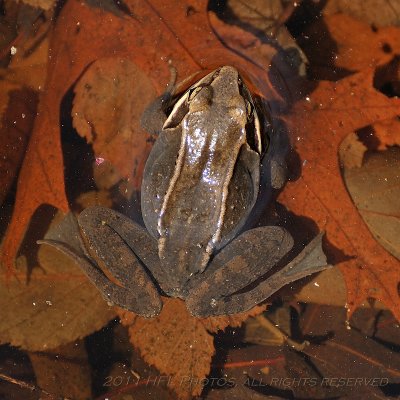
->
188;86;203;102
163;91;190;129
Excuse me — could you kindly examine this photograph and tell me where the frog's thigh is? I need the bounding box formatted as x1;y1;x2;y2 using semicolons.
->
78;206;163;316
187;230;327;316
219;143;260;248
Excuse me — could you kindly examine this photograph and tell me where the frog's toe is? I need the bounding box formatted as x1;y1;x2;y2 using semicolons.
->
107;286;162;317
186;293;221;317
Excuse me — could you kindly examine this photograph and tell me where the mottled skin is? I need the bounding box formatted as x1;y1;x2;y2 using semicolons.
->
41;67;328;317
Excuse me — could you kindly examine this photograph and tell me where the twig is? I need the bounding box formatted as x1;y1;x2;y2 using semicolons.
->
255;314;310;351
0;372;72;400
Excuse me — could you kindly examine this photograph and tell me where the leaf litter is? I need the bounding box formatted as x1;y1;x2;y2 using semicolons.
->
0;0;399;399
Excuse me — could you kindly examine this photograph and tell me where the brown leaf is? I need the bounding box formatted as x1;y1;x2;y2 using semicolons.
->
73;58;157;188
208;12;278;76
326;14;400;71
301;305;400;397
344;147;400;260
28;341;92;399
279;69;400;320
3;34;49;91
208;11;303;100
0;105;69;275
119;298;266;399
21;0;55;11
295;266;347;307
0;33;47;205
120;299;215;399
338;132;367;169
201;304;267;333
210;0;307;77
0;87;37;205
0;212;116;351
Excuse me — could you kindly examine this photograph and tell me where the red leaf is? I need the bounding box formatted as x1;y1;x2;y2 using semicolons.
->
279;69;400;320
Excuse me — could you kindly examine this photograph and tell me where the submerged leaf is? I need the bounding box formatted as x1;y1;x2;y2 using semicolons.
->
279;69;400;320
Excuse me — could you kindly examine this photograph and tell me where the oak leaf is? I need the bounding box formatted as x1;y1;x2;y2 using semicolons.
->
324;13;400;71
279;69;400;320
301;13;400;79
0;34;48;205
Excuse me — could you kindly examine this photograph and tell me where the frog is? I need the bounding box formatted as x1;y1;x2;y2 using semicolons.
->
40;66;328;318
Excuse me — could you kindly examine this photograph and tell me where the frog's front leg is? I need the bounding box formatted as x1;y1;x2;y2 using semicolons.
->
140;66;177;135
186;227;328;317
41;207;166;317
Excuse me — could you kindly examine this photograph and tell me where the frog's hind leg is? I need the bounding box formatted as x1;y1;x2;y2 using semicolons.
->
40;207;165;317
186;227;328;317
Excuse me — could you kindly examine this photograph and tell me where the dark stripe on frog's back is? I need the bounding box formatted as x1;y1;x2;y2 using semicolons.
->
158;105;247;281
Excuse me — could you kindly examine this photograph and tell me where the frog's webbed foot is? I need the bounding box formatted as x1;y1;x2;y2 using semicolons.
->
186;227;328;317
39;207;165;317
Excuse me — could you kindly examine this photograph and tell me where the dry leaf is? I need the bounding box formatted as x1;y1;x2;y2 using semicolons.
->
295;267;347;307
326;14;400;71
20;0;55;11
244;306;291;346
212;0;307;76
3;35;49;91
